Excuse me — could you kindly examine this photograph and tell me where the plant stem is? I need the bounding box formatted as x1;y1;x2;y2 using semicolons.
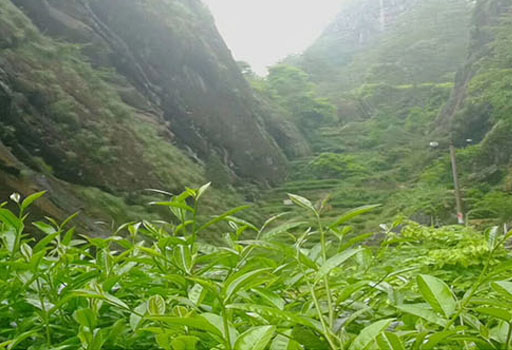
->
308;282;339;350
444;233;508;330
36;278;51;346
192;199;199;243
222;307;231;350
317;214;335;328
296;234;338;349
506;321;512;350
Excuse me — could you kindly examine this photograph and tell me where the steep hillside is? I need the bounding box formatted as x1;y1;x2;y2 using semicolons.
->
438;0;512;146
0;0;308;228
262;0;491;228
428;0;512;221
265;0;512;228
298;0;472;91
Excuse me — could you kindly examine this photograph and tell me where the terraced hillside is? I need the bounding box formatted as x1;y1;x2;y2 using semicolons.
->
255;0;512;230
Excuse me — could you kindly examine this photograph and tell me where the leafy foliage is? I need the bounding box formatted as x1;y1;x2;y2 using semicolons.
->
1;189;512;349
260;0;512;232
251;65;337;133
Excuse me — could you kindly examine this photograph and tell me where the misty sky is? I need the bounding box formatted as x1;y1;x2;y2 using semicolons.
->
202;0;343;75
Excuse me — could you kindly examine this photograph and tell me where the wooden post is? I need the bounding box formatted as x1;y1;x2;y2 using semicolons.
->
450;143;464;224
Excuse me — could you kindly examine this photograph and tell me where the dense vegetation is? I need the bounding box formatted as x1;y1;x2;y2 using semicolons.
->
1;189;512;349
243;0;512;231
2;0;512;349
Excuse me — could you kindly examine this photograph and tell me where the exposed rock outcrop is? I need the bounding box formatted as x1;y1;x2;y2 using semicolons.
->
9;0;295;183
0;0;310;225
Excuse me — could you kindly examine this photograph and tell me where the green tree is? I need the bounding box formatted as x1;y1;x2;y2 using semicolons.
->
263;65;336;132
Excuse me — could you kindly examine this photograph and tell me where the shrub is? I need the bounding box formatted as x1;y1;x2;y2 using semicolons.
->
307;153;369;180
0;187;511;349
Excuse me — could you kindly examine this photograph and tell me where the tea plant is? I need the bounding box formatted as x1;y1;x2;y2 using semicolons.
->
0;185;511;349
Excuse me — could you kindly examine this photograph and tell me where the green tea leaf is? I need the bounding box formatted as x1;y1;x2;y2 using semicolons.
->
3;228;16;253
198;205;251;232
73;308;97;329
33;221;57;235
376;331;405;350
33;232;59;253
329;204;381;228
196;183;211;200
0;208;22;232
491;281;512;301
234;325;276;350
270;330;295;350
395;304;448;327
62;227;75;246
287;194;316;214
476;307;512;322
226;303;322;332
20;243;32;261
130;302;147;331
60;212;79;230
147;295;166;315
252;288;285;310
10;193;20;204
26;297;55;311
21;191;47;212
188;284;204;305
422;330;460;350
155;333;171;350
151;201;194;212
201;313;239;347
487;226;499;250
147;315;223;338
222;268;271;302
417;274;456;317
72;290;130;310
89;328;107;349
4;329;42;350
226;216;259;232
260;221;307;240
291;326;330;349
349;319;394;350
490;320;510;344
315;248;362;282
171;335;199;350
173;245;192;274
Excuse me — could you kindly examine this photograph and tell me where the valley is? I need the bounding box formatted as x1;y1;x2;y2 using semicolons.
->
1;0;512;349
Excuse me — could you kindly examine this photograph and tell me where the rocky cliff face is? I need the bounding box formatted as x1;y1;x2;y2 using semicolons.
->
300;0;472;90
9;0;298;182
435;0;512;170
311;0;419;62
0;0;308;225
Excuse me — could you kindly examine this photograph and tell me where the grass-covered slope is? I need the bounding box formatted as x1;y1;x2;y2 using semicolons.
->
260;82;455;227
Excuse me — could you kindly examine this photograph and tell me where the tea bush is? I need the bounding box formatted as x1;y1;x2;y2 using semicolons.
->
1;186;512;349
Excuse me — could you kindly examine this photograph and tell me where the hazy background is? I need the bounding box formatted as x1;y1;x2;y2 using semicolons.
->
203;0;343;75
